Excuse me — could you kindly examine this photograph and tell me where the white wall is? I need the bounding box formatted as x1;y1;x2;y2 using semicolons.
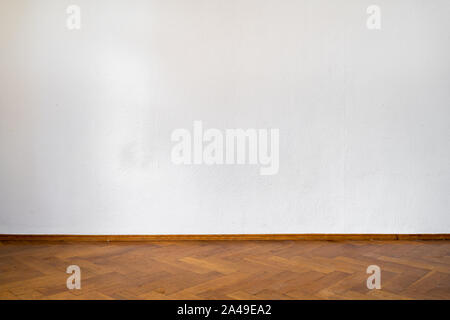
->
0;0;449;234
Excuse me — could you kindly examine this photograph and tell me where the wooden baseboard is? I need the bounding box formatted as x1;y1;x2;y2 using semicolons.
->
0;234;448;241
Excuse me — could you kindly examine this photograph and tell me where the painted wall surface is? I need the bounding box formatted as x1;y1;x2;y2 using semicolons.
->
0;0;449;234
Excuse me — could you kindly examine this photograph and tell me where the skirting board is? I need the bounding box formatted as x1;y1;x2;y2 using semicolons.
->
0;234;449;241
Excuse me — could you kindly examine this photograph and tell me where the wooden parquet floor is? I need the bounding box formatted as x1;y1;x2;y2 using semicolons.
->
0;240;449;300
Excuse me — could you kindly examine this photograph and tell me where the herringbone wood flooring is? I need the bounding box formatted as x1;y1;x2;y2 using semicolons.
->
0;240;449;300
